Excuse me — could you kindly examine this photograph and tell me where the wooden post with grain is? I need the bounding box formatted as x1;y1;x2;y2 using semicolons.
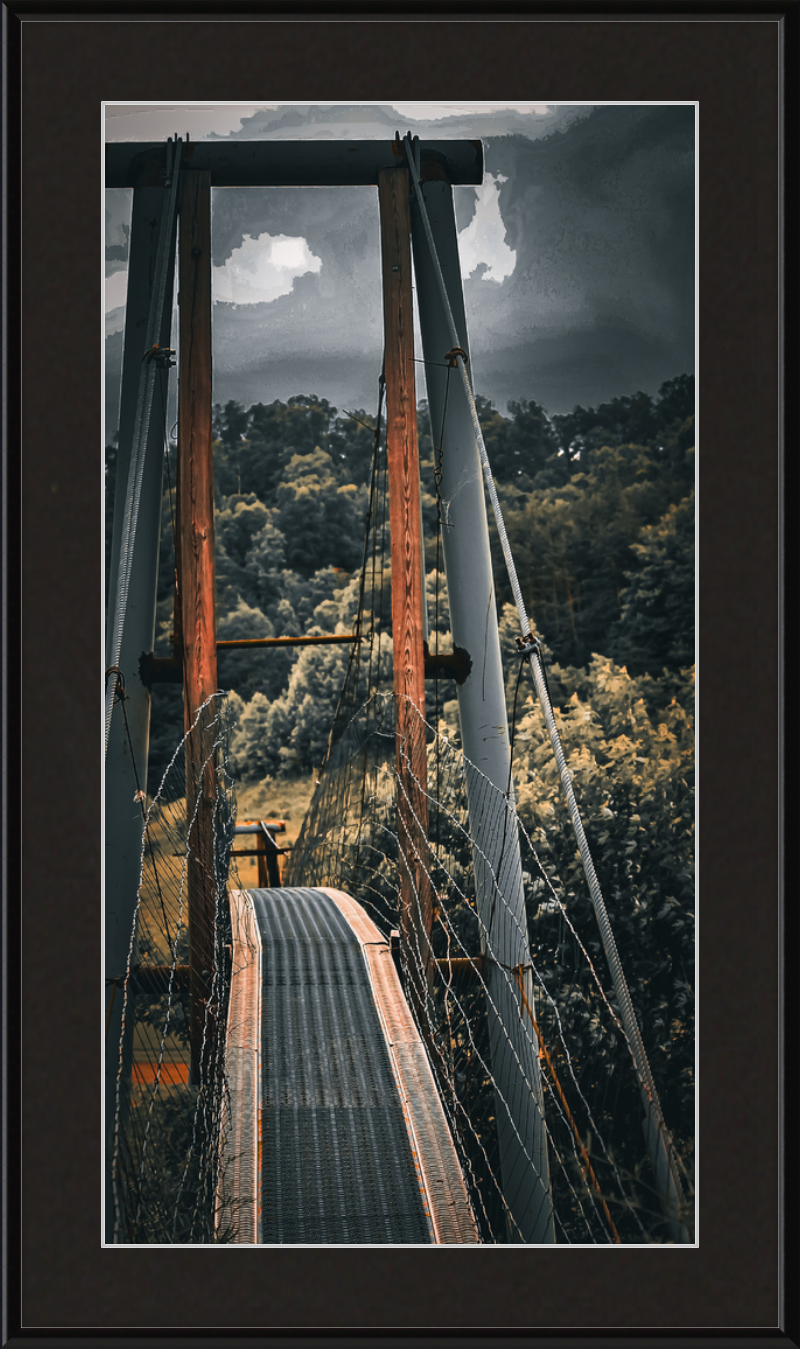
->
178;168;219;1086
378;166;433;1017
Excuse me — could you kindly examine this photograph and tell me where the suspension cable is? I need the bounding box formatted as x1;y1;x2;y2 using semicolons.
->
403;131;687;1237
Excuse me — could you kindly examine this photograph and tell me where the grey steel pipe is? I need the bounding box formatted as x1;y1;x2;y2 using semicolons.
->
104;178;177;1243
409;175;554;1244
405;135;688;1242
105;140;181;750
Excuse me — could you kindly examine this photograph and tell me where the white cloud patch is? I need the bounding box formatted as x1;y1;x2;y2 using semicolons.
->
457;174;516;283
105;267;129;315
106;307;126;338
213;232;322;305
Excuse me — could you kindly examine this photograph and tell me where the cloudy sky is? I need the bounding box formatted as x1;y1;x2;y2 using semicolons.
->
104;102;695;436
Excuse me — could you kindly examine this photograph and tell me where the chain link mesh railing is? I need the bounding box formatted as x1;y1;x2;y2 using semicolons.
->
109;693;251;1244
286;692;693;1243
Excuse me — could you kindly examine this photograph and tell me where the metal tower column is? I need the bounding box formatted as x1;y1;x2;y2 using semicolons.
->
104;182;176;1243
410;179;554;1243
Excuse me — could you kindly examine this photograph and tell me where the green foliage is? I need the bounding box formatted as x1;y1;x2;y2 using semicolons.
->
216;598;280;704
211;395;377;505
145;380;693;805
216;494;275;568
274;449;369;575
227;571;363;781
614;490;695;675
495;437;693;669
147;684;185;799
230;640;352;780
127;378;694;1230
505;634;695;1152
479;394;564;491
551;374;695;467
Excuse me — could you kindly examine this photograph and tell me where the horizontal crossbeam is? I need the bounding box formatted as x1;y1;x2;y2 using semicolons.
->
139;635;358;686
216;634;357;650
105;139;483;189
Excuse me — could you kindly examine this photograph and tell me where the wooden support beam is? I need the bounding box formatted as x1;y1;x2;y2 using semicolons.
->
378;166;433;1016
231;847;290;858
256;823;283;889
178;169;218;1086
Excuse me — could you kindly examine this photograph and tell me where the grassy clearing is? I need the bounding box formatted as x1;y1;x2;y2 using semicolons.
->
229;772;317;889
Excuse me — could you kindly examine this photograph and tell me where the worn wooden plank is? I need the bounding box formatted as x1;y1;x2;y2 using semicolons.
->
178;169;219;1084
378;167;433;1011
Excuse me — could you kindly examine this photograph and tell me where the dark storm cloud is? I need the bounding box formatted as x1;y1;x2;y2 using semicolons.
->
210;185;384;412
105;104;694;434
466;105;695;411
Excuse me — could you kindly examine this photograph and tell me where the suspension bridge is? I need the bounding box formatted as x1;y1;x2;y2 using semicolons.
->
104;133;693;1245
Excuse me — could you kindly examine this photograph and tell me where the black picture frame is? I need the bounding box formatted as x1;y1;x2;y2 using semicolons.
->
8;4;796;1345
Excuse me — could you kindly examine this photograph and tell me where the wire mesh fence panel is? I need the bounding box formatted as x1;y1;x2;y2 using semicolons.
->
109;679;692;1245
109;693;254;1244
287;692;693;1244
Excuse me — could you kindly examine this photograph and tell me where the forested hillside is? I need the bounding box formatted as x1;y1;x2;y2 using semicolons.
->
106;375;695;1188
105;375;694;793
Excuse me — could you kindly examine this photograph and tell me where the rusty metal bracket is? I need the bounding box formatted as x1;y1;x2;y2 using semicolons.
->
423;641;472;685
231;847;290;858
436;955;485;979
127;964;190;995
138;651;183;688
139;633;360;686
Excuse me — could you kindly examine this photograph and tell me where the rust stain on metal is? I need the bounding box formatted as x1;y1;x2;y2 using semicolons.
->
423;641;472;685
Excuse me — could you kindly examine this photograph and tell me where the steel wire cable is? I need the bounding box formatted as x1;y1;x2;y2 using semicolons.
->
390;737;628;1239
288;692;670;1241
402;132;687;1237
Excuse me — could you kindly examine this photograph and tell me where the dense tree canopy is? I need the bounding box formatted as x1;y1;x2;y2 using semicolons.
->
105;372;694;801
106;373;696;1201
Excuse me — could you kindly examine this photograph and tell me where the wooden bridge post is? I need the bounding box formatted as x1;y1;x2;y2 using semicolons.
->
178;168;219;1086
378;166;433;1017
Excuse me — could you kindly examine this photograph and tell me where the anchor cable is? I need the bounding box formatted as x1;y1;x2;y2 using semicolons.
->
403;130;687;1237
